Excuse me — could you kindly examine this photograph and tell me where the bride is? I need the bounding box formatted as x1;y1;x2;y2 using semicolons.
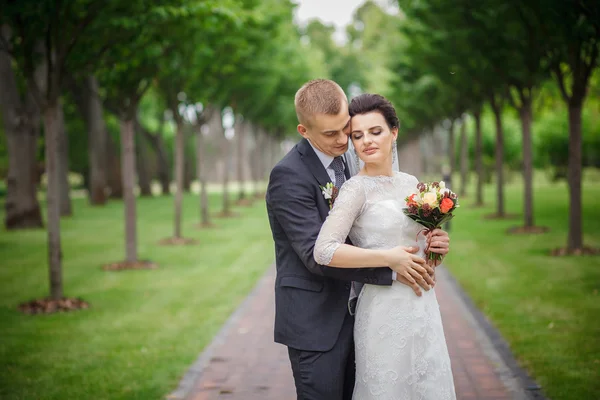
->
313;94;456;400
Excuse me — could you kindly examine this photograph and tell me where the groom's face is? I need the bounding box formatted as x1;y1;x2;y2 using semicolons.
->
298;106;351;158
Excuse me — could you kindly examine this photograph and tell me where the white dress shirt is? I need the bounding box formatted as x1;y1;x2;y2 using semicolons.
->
307;140;344;186
308;140;397;281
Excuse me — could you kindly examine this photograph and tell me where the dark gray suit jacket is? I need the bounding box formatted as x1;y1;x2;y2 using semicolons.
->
266;138;393;352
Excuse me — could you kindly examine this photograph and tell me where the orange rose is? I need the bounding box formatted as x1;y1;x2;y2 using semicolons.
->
440;198;454;214
407;193;418;206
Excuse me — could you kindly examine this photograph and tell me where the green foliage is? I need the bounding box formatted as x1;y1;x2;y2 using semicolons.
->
62;97;88;178
461;107;523;176
347;1;405;95
95;0;205;117
535;106;600;179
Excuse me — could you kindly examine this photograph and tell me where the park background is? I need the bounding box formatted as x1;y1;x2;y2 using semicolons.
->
0;0;599;399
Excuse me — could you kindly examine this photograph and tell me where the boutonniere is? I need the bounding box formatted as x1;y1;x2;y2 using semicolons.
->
320;182;339;210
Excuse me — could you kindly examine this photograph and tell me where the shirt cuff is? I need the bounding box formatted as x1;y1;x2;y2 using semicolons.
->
392;271;397;281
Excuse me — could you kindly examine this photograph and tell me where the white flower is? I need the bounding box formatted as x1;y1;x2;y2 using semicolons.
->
321;182;334;200
422;191;438;207
439;181;446;189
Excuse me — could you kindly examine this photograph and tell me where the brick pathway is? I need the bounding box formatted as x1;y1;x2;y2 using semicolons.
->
169;266;531;400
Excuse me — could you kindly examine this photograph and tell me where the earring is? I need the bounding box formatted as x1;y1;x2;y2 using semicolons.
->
392;141;397;165
353;147;360;172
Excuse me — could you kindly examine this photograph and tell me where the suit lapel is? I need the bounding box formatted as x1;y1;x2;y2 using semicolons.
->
297;138;332;188
297;139;332;220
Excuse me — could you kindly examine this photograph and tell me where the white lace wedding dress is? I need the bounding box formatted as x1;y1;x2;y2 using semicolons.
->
314;171;456;400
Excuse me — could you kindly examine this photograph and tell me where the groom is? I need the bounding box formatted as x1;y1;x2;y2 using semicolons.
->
266;79;449;399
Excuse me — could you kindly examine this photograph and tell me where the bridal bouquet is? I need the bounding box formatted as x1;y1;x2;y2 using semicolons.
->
403;181;459;262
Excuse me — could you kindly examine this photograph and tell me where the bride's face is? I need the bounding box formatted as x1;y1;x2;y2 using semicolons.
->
350;112;398;166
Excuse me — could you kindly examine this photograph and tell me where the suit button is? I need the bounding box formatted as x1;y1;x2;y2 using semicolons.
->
345;284;351;290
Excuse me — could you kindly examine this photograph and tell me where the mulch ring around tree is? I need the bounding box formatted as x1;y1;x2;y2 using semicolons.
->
102;260;158;271
550;246;600;256
18;297;89;315
195;222;217;229
483;213;520;220
158;237;199;246
215;211;240;219
506;226;550;234
235;198;254;207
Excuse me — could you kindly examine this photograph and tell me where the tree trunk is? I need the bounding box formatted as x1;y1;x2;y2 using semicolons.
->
236;118;247;200
174;119;185;238
184;136;193;193
459;119;468;197
57;100;72;217
0;44;44;229
269;135;279;172
139;124;170;195
106;133;123;198
158;134;171;195
474;110;484;206
221;135;231;215
120;117;137;262
448;119;455;176
135;120;152;197
567;101;583;250
491;98;505;217
196;122;211;226
209;110;230;215
84;76;108;205
519;100;534;228
253;126;265;197
44;103;63;299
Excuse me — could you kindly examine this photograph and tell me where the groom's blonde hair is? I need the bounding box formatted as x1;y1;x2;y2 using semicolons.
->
294;79;347;127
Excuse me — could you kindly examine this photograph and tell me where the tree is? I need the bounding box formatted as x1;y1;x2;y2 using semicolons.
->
69;75;108;205
193;105;215;228
98;1;193;265
489;93;507;217
154;0;245;239
542;0;600;253
56;100;72;216
0;26;44;229
0;0;133;306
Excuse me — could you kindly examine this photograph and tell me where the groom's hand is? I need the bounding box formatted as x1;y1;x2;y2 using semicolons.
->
426;229;450;267
396;274;426;297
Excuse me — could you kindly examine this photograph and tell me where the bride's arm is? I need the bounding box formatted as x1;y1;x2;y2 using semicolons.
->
314;179;433;286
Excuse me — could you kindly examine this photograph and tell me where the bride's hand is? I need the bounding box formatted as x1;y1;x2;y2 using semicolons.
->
426;229;450;267
384;246;435;295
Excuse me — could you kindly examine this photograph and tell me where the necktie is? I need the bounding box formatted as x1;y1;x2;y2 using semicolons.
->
330;156;346;187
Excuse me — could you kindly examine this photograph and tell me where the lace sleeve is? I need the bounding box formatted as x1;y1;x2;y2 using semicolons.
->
313;178;366;265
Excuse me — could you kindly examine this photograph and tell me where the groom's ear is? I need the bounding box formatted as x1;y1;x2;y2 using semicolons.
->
297;124;309;138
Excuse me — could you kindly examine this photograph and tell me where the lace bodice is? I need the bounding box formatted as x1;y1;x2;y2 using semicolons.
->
314;171;423;265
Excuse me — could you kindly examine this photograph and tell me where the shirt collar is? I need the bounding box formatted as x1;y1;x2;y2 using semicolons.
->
307;140;335;170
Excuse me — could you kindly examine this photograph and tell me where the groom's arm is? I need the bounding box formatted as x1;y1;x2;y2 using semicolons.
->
267;165;393;286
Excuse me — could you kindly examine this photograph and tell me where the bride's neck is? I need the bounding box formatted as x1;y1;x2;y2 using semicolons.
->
362;157;393;177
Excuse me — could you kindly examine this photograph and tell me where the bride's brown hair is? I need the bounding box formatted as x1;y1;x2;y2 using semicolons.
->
348;94;400;130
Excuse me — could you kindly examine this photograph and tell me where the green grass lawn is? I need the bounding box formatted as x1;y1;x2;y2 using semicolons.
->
445;178;600;400
0;192;274;400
